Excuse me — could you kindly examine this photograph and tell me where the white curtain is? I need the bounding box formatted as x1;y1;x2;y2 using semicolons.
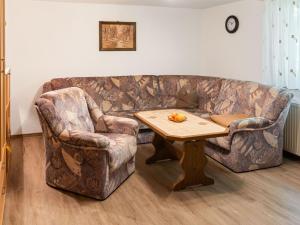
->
263;0;300;89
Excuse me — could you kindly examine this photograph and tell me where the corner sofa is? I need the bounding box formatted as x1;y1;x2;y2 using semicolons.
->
42;75;293;172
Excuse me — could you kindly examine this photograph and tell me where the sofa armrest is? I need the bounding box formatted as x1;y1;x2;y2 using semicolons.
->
58;129;110;148
102;115;139;136
226;117;272;140
230;117;272;131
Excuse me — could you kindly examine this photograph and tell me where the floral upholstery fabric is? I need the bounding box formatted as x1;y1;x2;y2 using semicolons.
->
42;81;52;93
39;87;95;133
59;130;111;148
207;117;273;151
102;133;137;171
213;79;290;121
35;87;138;199
93;115;139;137
107;111;149;130
48;76;161;113
43;75;293;172
205;104;291;172
158;75;223;112
102;115;139;136
196;77;223;112
158;75;199;109
134;75;161;110
184;108;211;119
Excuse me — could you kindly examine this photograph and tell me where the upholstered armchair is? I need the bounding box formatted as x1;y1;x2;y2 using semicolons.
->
35;87;139;200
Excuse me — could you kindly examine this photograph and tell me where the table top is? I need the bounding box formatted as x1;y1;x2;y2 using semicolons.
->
134;109;229;141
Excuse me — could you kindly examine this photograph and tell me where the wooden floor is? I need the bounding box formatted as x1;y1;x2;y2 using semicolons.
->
3;135;300;225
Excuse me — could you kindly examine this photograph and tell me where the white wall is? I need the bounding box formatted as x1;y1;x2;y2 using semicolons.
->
6;0;265;135
200;0;265;82
6;0;203;135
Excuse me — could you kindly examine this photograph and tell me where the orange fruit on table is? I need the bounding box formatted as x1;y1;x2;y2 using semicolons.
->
168;113;186;122
175;113;186;122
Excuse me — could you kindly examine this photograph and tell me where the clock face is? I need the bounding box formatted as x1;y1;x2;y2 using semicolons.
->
225;16;239;33
227;18;236;31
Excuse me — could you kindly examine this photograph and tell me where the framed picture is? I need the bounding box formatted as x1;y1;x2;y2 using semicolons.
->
99;21;136;51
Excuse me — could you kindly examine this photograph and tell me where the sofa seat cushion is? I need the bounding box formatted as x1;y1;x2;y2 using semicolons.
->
210;114;250;127
101;133;137;171
207;136;231;151
186;109;231;150
184;108;211;119
186;107;229;150
106;111;150;130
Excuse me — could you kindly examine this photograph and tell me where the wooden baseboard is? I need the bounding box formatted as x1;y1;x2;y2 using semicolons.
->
11;133;42;139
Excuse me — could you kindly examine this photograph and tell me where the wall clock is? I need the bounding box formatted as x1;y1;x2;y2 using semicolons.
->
225;15;239;33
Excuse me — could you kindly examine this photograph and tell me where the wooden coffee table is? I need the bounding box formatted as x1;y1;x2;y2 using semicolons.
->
134;109;229;191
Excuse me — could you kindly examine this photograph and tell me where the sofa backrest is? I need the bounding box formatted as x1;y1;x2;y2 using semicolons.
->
158;75;223;112
46;75;161;113
213;79;291;121
43;75;291;121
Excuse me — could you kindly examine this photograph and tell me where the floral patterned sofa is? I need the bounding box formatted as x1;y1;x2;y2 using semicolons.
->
42;75;293;172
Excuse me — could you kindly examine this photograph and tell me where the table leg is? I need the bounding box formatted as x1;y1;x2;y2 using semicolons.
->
146;133;176;164
173;140;214;191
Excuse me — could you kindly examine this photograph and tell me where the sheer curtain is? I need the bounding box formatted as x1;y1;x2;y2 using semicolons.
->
263;0;300;89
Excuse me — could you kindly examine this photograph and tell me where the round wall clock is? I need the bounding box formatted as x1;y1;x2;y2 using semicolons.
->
225;15;239;33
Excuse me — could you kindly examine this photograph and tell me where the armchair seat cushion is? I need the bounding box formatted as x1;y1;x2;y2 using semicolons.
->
102;133;137;171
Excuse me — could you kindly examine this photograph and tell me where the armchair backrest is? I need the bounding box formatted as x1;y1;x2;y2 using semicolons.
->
37;87;96;133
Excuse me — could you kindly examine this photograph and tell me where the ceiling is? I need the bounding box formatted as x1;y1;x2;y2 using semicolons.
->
44;0;242;9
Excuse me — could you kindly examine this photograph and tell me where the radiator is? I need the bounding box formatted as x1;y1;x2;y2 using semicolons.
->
284;102;300;156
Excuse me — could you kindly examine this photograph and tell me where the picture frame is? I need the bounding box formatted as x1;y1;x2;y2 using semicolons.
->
99;21;136;51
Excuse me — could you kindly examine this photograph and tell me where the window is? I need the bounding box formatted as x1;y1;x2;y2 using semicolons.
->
263;0;300;89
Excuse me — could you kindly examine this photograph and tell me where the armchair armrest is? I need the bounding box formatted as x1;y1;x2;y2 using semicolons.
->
59;129;110;148
101;115;139;136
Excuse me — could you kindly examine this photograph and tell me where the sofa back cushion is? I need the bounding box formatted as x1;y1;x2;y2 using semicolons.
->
45;75;289;122
40;87;95;133
48;75;161;113
134;75;161;110
158;75;199;109
158;75;223;112
214;79;290;121
196;76;223;112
